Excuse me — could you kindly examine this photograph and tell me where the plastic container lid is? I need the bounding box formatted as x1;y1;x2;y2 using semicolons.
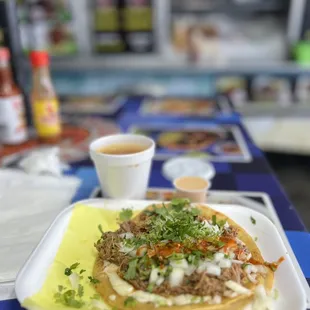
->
30;51;49;67
162;157;215;181
0;47;10;61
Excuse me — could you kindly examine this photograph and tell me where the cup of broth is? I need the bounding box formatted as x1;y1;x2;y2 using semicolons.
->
90;134;155;199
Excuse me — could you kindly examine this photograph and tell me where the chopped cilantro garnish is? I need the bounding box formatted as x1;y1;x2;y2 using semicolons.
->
187;250;202;266
79;269;86;274
129;203;221;246
216;240;226;248
70;263;80;270
212;215;217;225
217;220;226;228
242;263;250;269
88;276;100;284
147;283;155;292
54;287;85;308
58;285;64;292
170;198;190;211
254;236;258;242
64;262;80;276
77;284;84;298
124;258;138;280
250;216;256;225
124;297;137;308
98;224;104;235
90;293;101;300
224;254;230;259
119;208;133;222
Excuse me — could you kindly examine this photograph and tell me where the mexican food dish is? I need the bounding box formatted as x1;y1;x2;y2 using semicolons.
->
158;131;222;150
144;99;215;116
93;199;283;309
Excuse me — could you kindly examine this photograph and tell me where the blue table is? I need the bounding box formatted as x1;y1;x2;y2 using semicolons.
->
2;96;310;308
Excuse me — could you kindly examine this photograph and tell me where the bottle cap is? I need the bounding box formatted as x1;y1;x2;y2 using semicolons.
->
30;50;49;67
0;47;10;61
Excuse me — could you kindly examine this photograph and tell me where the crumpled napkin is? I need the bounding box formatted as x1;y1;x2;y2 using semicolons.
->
19;147;69;177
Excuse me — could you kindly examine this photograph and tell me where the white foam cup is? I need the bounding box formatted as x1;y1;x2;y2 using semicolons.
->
90;134;155;199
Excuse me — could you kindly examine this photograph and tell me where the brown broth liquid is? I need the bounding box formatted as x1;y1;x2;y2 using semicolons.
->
97;143;148;155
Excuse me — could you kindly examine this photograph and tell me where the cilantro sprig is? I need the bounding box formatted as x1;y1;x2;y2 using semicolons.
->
124;258;138;280
124;297;137;308
119;208;133;222
64;262;80;276
124;200;220;248
88;276;100;284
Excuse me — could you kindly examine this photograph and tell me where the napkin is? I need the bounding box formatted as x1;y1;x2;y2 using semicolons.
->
0;169;81;283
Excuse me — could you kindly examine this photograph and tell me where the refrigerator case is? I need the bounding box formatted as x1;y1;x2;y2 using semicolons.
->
17;0;78;56
93;0;154;54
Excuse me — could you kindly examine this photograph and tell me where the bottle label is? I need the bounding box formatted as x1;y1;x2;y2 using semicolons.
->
33;99;61;138
0;95;27;144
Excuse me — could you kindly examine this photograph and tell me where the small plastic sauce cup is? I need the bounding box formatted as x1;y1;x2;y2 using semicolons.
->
173;176;210;203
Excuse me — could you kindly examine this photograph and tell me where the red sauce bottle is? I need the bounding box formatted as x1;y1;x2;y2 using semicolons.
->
0;47;27;144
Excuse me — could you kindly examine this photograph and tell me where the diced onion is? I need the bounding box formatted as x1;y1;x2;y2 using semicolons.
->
119;232;134;239
224;290;238;298
69;272;79;290
211;295;222;304
156;276;165;286
206;264;221;276
170;259;189;269
149;268;159;284
244;264;258;274
109;295;116;301
256;265;267;274
247;273;257;283
197;261;216;273
218;258;232;268
229;252;236;259
184;264;196;276
252;285;274;310
173;295;195;306
232;259;244;265
225;280;251;295
255;284;267;299
224;222;229;229
119;243;135;255
202;296;211;303
214;252;225;262
169;267;184;287
91;300;107;310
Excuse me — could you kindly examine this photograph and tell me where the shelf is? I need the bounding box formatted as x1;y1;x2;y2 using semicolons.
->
171;0;288;14
41;56;310;75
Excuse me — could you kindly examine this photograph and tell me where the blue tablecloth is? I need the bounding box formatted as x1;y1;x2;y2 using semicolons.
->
2;96;310;308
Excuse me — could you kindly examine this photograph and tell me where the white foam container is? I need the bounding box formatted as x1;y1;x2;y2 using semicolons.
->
15;199;307;310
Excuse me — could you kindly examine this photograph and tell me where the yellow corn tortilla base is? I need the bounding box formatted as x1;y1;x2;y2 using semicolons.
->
94;203;274;310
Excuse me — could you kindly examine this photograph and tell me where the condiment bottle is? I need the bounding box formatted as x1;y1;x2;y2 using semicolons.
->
0;47;27;144
30;50;61;143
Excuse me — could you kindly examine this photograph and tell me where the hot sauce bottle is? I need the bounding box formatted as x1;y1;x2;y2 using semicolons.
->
30;51;61;143
0;47;27;144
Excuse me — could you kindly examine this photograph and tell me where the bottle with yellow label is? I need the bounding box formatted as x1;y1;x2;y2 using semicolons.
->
30;50;61;143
